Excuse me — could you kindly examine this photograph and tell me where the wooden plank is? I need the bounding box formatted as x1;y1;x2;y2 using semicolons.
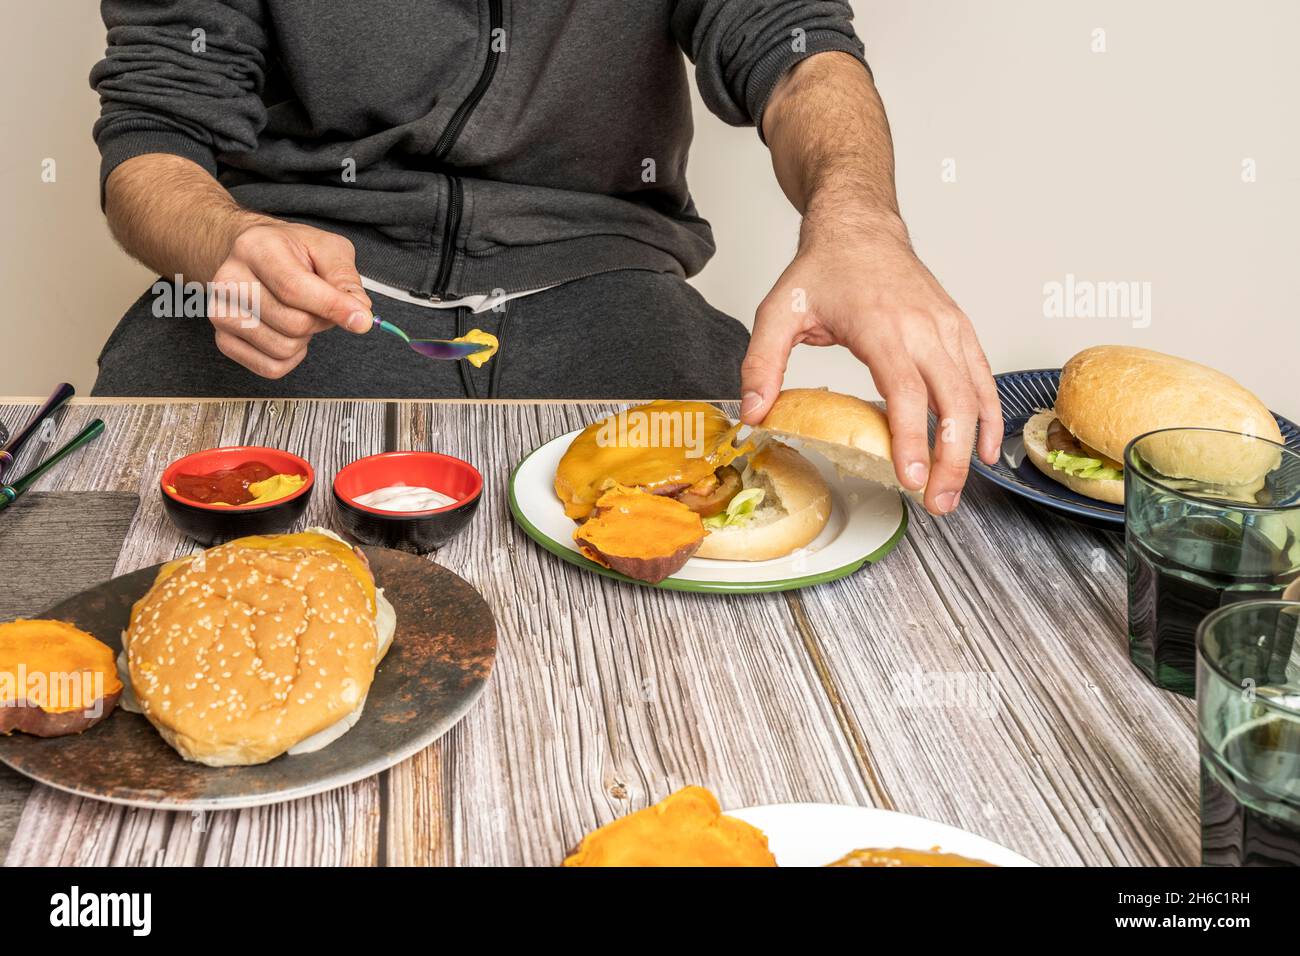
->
796;471;1198;866
1;400;386;867
0;492;140;619
924;477;1196;863
0;397;652;407
0;766;30;864
384;402;870;865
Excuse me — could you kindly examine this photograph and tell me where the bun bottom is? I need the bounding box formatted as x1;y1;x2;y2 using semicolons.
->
1023;410;1124;505
695;442;831;561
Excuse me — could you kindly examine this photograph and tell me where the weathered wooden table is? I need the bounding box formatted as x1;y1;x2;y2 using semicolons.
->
0;397;1197;866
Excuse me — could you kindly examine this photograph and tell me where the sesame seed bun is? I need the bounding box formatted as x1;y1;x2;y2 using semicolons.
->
124;530;393;767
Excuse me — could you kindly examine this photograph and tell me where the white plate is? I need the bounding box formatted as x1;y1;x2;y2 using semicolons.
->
508;429;908;593
728;803;1039;867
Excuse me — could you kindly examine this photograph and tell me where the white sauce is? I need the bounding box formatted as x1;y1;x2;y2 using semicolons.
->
354;483;457;512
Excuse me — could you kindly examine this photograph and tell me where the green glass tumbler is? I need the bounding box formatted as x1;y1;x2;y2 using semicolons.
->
1125;427;1300;696
1198;600;1300;865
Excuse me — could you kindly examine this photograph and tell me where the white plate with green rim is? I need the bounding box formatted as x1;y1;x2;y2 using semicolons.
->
508;429;908;593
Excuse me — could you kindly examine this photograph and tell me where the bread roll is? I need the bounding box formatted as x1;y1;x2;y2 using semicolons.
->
695;441;831;561
1056;345;1282;485
125;531;391;766
755;388;921;500
1023;410;1124;505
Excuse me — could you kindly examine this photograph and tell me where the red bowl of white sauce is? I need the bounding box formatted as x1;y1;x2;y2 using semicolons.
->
332;451;482;553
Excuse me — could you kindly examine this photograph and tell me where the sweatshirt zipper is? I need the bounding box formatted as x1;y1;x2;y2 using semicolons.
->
433;0;503;161
429;0;503;298
431;177;463;297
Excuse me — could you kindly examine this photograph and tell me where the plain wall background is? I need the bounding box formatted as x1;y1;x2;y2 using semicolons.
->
3;1;1295;416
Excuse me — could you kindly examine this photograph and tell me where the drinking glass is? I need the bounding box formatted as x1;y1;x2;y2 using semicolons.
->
1125;427;1300;696
1198;599;1300;866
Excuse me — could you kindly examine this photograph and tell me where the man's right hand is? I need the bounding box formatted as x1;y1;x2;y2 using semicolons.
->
208;222;373;379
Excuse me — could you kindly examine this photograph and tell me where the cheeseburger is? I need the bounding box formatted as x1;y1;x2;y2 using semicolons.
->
556;400;833;568
1026;346;1282;504
119;529;395;766
555;393;914;580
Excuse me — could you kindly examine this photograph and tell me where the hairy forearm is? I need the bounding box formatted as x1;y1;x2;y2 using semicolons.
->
748;51;1002;511
763;52;908;246
104;154;274;282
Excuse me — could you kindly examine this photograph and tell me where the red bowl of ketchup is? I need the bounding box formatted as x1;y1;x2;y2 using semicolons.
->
160;446;314;544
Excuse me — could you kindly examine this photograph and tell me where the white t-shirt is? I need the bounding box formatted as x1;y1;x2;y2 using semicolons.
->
360;275;555;314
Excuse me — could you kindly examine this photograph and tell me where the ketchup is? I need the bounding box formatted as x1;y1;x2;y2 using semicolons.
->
171;461;277;505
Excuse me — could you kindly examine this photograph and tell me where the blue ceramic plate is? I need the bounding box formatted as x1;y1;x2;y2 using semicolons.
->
969;369;1300;528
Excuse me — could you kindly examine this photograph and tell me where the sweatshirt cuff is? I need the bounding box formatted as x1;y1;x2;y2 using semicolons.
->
746;31;870;144
97;126;220;209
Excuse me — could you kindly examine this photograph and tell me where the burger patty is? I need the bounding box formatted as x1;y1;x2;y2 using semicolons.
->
644;465;743;517
1046;418;1123;471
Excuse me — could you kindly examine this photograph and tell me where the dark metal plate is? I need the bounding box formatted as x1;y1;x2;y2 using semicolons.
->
0;547;496;810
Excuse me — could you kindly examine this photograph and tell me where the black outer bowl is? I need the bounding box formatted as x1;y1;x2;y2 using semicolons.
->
333;489;480;553
161;490;312;546
159;445;314;545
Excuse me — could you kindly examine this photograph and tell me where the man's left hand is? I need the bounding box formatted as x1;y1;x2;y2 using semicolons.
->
739;223;1002;517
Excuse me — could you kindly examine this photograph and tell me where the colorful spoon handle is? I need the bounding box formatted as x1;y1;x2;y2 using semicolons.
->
0;382;74;476
371;315;411;343
0;418;105;511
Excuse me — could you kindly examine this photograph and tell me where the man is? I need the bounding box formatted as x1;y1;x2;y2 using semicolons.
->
91;1;1000;515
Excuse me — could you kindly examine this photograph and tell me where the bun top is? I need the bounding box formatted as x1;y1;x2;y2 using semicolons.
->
126;531;381;765
1056;346;1282;485
757;388;893;460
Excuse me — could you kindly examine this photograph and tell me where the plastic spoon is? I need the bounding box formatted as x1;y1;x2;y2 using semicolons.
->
371;316;494;361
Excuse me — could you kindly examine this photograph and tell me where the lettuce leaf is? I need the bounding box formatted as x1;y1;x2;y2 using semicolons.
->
1047;449;1122;481
703;488;766;529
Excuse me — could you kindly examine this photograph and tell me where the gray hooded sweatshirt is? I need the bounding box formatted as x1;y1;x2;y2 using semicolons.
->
91;1;866;299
